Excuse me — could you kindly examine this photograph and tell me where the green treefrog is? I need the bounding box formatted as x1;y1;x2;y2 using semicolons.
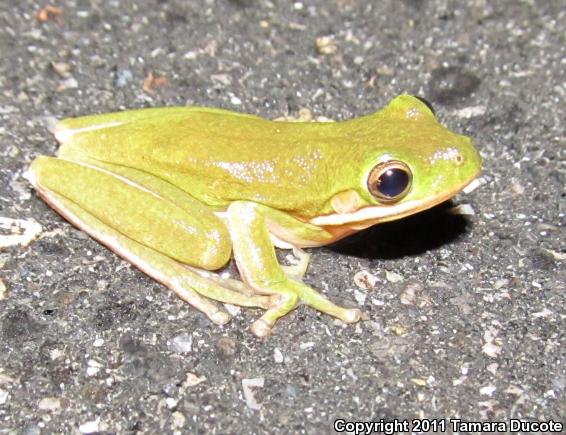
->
28;95;481;337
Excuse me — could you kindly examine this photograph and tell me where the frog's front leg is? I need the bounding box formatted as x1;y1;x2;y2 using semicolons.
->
227;201;362;337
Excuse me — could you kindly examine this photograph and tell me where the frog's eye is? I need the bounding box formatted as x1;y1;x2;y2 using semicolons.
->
367;161;412;203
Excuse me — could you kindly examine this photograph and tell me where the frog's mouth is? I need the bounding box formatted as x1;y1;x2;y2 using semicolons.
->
309;173;480;228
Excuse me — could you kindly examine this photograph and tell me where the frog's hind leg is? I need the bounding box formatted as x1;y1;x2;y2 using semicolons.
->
180;266;275;309
28;157;274;325
33;187;232;324
185;266;257;296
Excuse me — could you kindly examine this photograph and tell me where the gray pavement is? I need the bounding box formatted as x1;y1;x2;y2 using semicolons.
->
0;0;564;433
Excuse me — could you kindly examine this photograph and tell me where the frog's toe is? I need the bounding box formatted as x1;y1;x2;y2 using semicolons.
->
342;308;362;323
209;309;232;325
294;283;362;325
251;318;273;337
250;291;299;337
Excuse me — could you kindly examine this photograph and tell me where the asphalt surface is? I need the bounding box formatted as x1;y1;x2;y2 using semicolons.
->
0;1;564;434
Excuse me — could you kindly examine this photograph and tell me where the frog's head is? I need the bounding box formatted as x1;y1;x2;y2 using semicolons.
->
311;94;481;230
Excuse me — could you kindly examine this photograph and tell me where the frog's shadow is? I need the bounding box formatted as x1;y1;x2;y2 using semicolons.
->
328;201;472;260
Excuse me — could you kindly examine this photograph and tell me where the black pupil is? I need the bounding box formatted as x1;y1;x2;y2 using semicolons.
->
378;168;409;197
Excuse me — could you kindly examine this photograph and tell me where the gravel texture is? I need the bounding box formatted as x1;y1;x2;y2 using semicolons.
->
0;1;564;434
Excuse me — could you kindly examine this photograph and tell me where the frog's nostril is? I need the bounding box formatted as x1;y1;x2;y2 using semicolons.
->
428;147;464;166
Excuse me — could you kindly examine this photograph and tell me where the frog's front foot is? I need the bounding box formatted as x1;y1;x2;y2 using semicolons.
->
227;201;364;337
247;281;363;337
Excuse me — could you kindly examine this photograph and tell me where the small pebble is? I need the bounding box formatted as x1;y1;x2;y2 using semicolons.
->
165;397;178;409
38;397;62;411
353;270;378;289
400;281;422;305
79;419;100;434
0;389;8;405
93;338;104;347
183;373;206;388
172;411;186;428
354;289;367;306
480;385;497;396
452;105;486;118
57;77;78;91
242;378;265;410
273;348;284;363
115;70;133;88
51;61;72;77
223;303;241;316
315;36;337;54
168;333;193;353
385;270;403;283
0;279;7;300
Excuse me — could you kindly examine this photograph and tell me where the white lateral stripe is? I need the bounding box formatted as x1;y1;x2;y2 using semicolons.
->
309;199;424;226
54;121;123;143
310;176;477;226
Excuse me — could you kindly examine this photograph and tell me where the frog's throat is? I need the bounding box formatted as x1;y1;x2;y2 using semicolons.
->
309;173;480;227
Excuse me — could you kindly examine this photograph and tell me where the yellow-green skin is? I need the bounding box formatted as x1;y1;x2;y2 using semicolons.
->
28;95;481;337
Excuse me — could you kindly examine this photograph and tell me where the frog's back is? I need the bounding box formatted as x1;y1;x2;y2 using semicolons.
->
55;107;355;214
56;106;349;161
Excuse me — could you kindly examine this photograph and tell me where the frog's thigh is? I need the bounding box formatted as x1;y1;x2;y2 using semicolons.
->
29;157;273;321
227;201;361;337
31;157;231;269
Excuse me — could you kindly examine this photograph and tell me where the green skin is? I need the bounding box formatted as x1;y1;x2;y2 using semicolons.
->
28;95;481;337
